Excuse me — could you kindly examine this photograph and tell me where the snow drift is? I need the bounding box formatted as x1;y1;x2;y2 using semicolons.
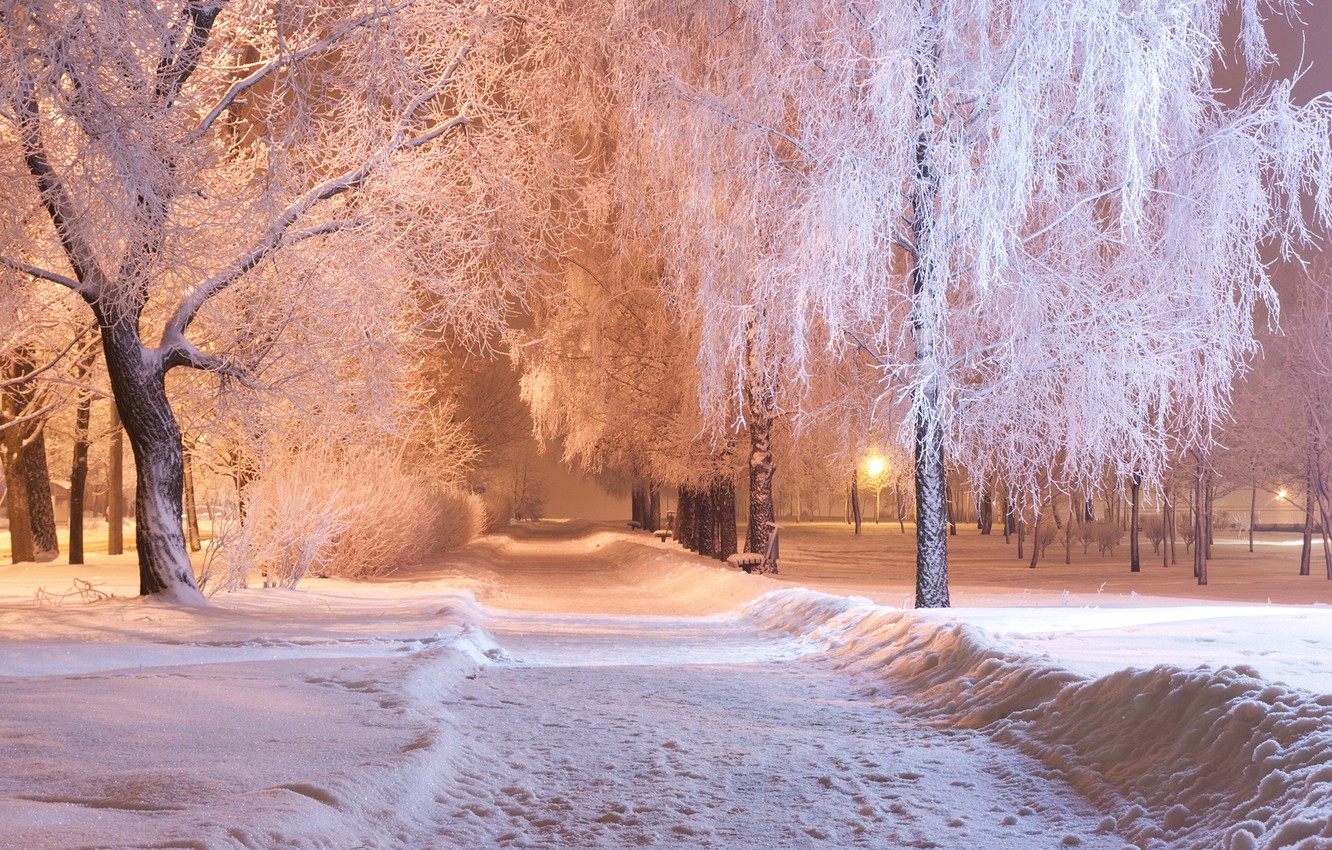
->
741;589;1332;850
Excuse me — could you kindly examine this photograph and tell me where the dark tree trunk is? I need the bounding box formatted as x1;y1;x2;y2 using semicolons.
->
1;430;35;564
1249;481;1257;554
1129;471;1142;573
1194;459;1208;585
636;482;652;530
716;477;737;560
850;470;862;535
979;485;993;535
896;481;906;534
1;352;38;563
1166;490;1177;570
107;405;124;556
22;429;58;557
1166;490;1176;566
96;312;202;602
742;313;778;561
677;486;695;551
183;442;201;553
68;391;92;564
695;484;717;558
1029;510;1040;569
945;476;956;536
1065;493;1074;564
1204;475;1215;559
744;404;776;560
648;482;661;533
1301;462;1315;576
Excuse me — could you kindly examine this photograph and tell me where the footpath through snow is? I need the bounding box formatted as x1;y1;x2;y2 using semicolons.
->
0;521;1330;849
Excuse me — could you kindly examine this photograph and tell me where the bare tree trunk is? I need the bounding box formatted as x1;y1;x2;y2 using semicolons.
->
107;405;124;557
20;429;57;558
1195;459;1208;585
1029;507;1040;569
1166;490;1177;566
183;442;201;553
677;485;694;551
1163;491;1173;568
980;485;994;535
648;482;661;532
1249;480;1257;554
744;409;776;558
896;481;905;534
68;391;92;565
97;314;200;601
1129;471;1142;573
1002;489;1012;545
1065;493;1074;564
1;429;35;564
851;469;862;535
1314;482;1332;580
716;477;737;560
631;481;646;526
1204;475;1215;560
695;484;717;558
743;322;777;561
946;476;957;536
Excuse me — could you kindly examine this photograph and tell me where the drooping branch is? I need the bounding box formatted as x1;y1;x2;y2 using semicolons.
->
12;78;107;299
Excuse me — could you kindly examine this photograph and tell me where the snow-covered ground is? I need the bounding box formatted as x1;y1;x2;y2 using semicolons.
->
1;520;1329;849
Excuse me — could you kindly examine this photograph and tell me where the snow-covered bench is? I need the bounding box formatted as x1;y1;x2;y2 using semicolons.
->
627;520;642;530
727;552;765;572
653;529;670;542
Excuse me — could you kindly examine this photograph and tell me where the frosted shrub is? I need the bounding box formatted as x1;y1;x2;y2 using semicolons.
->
1092;521;1122;557
1141;515;1166;553
207;447;484;589
1034;521;1057;558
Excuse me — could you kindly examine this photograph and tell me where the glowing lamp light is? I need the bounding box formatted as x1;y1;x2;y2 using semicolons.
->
1279;488;1289;500
866;456;886;478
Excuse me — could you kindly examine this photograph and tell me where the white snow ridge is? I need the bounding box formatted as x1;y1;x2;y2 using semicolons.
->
742;588;1332;850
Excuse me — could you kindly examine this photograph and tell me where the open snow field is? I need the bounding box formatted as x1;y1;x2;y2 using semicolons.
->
1;520;1330;849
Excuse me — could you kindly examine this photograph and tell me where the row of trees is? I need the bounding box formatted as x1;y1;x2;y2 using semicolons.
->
4;1;1332;605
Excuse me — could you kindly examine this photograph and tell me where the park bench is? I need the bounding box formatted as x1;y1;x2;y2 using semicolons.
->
726;552;765;571
653;529;670;542
727;523;780;574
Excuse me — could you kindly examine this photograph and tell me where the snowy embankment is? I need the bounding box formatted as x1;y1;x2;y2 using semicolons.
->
0;579;504;850
742;588;1332;850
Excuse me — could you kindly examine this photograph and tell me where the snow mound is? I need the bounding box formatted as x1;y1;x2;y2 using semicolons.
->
740;588;1332;850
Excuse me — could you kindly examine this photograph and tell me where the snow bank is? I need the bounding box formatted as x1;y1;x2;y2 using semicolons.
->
0;580;511;850
741;589;1332;850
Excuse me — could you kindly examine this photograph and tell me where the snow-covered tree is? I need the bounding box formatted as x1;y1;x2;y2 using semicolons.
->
0;1;590;601
611;0;1332;606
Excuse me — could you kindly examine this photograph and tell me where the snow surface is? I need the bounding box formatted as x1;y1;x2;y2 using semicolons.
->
1;520;1330;849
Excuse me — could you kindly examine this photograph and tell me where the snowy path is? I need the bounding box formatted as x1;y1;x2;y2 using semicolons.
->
423;535;1124;849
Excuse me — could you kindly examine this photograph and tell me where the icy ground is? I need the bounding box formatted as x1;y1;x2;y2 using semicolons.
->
1;521;1331;849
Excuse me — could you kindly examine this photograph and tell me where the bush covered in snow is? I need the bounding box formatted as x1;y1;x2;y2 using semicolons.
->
200;446;484;591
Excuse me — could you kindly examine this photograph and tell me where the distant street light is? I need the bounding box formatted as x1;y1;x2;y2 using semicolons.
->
864;455;887;522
